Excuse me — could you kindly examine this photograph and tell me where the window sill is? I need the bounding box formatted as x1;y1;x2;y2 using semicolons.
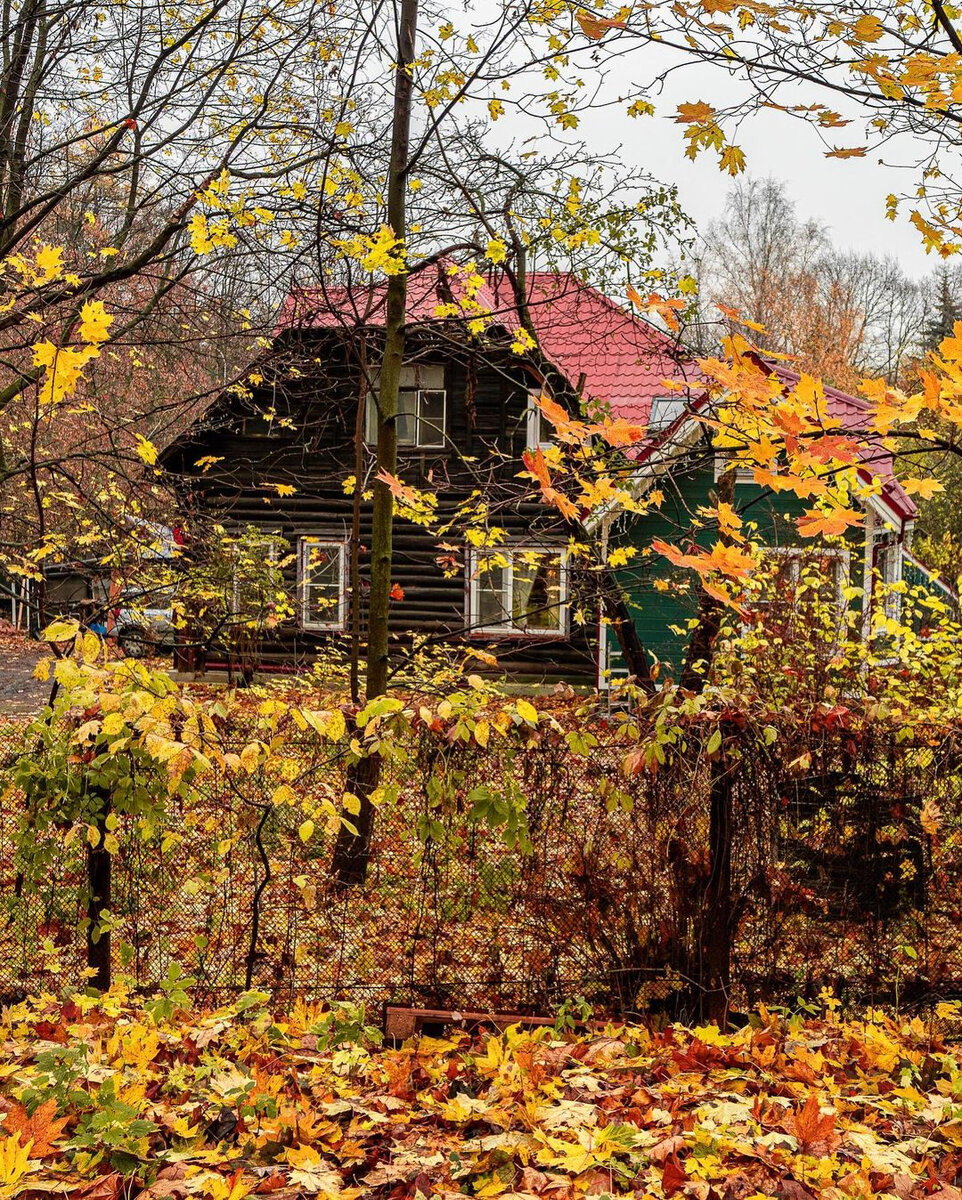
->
469;627;567;641
364;442;448;452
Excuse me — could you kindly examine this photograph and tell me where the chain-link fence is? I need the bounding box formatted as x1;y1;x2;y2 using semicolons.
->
1;715;960;1017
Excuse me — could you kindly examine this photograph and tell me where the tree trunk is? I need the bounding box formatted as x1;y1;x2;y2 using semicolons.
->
676;466;737;1023
349;338;368;706
332;0;417;888
604;593;655;693
679;467;736;690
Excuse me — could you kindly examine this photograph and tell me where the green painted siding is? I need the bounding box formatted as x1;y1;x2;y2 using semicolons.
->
605;454;868;681
903;552;960;626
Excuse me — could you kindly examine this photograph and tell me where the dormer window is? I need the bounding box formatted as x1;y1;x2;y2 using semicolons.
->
364;365;446;449
526;388;555;452
648;395;687;431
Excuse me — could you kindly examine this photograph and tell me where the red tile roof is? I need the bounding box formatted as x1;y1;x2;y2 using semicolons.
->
509;272;700;421
275;268;915;523
276;267;697;424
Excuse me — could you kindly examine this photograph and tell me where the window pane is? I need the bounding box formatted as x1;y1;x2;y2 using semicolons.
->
512;553;562;630
648;396;686;430
418;389;446;446
303;544;342;626
365;392;378;444
396;388;417;445
476;560;509;627
528;391;553;448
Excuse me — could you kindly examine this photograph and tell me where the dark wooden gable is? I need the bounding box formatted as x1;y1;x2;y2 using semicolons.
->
162;326;599;685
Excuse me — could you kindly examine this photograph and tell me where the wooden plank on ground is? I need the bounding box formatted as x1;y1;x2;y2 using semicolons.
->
383;1005;555;1040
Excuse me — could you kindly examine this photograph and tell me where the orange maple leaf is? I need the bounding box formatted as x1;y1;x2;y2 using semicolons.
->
797;506;863;538
804;434;861;463
536;392;588;441
599;417;646;447
375;469;420;504
652;539;755;580
575;8;626;39
790;1093;840;1155
521;449;579;519
389;583;405;601
674;101;715;124
3;1099;69;1156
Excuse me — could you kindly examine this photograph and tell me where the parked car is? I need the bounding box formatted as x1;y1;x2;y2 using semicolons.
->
112;586;177;658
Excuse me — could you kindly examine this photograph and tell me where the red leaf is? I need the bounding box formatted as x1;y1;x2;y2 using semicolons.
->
661;1154;688;1197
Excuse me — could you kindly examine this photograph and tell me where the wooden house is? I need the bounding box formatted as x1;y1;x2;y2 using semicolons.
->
161;267;947;688
160;269;691;685
597;364;955;682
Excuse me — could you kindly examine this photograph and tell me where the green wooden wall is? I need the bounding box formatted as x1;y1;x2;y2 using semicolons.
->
604;452;869;681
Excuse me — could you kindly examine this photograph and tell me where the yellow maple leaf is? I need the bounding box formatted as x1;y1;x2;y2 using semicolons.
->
903;477;944;498
851;13;884;41
0;1133;38;1190
720;144;746;176
135;435;158;466
34;244;64;283
78;299;113;344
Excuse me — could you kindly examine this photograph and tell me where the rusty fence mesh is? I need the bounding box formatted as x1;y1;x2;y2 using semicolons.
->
0;716;960;1017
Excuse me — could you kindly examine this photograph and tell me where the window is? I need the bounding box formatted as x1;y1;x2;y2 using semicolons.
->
714;451;758;483
648;395;687;431
526;388;555;452
874;534;902;621
468;547;568;636
298;539;347;630
364;365;446;448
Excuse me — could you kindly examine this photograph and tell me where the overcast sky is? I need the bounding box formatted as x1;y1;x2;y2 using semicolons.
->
575;54;937;279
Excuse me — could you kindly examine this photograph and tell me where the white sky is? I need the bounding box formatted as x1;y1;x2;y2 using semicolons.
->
574;54;937;278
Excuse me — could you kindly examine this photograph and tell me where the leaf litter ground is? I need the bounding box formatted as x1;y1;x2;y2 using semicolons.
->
0;992;961;1200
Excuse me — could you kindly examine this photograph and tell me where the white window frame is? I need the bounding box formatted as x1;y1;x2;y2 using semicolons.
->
713;451;757;484
467;546;569;638
873;533;903;622
298;538;347;631
364;366;446;449
648;395;687;432
526;388;555;453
